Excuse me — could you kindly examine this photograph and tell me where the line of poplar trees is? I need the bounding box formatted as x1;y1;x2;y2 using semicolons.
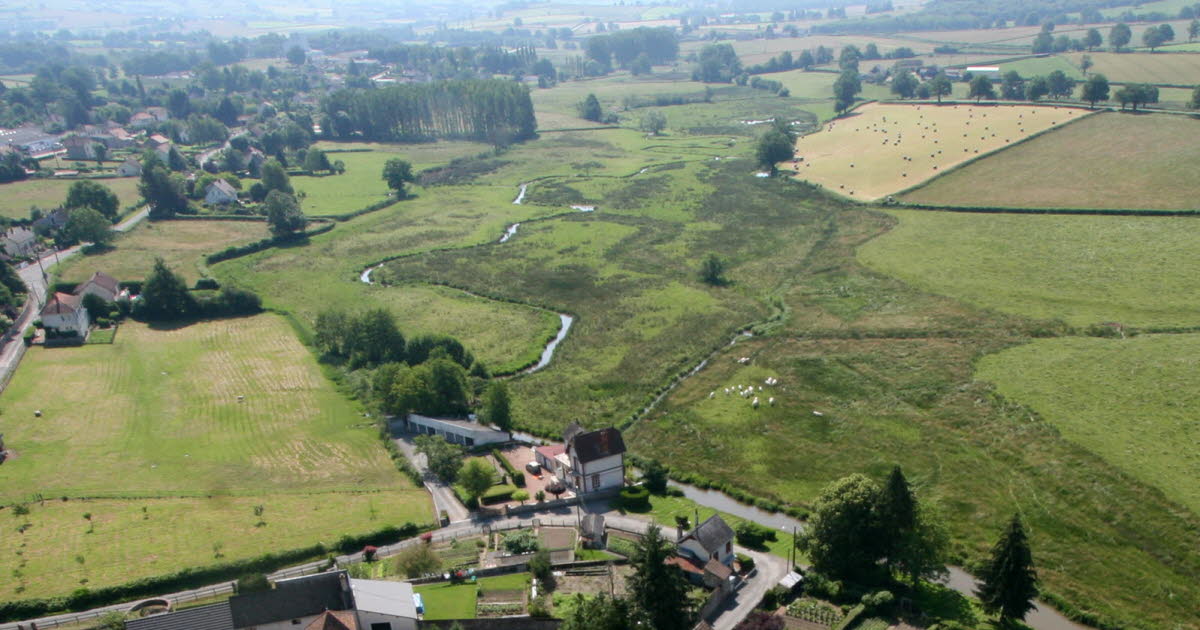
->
320;79;537;144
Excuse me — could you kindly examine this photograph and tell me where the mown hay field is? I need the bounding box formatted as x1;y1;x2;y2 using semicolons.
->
0;176;141;220
0;314;428;597
859;210;1200;327
977;334;1200;514
55;219;271;285
787;102;1087;200
901;112;1200;210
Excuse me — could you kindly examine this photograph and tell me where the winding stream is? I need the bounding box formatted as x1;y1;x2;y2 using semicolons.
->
522;313;574;374
513;183;528;204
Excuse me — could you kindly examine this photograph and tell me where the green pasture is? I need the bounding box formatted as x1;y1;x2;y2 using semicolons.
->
995;55;1084;80
0;314;429;597
631;334;1200;629
1064;51;1200;85
291;151;394;216
0;177;141;221
55;219;270;285
978;334;1200;514
860;209;1200;328
901;112;1200;210
1;492;425;599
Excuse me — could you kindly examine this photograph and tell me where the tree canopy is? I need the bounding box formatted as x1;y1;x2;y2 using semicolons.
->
65;180;119;221
382;158;415;195
977;515;1039;623
65;207;114;246
627;524;692;630
414;435;463;483
264;190;307;238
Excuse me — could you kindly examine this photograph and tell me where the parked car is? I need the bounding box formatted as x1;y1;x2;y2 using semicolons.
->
525;461;542;477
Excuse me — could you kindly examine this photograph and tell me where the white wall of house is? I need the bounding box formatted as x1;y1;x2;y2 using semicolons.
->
43;308;89;336
355;611;416;630
570;452;623;493
679;538;733;566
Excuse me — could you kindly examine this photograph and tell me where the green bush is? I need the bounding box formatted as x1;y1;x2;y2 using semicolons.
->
618;486;650;510
491;449;526;487
735;521;777;550
503;529;540;554
736;553;755;572
481;484;516;505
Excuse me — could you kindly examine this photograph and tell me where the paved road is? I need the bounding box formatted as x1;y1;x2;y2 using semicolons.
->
392;434;472;523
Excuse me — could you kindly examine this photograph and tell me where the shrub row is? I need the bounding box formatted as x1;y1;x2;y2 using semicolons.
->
0;522;424;622
310;196;400;222
734;521;778;550
618;486;650;510
164;215;267;222
205;222;335;265
481;484;517;505
491;449;526;487
832;604;866;630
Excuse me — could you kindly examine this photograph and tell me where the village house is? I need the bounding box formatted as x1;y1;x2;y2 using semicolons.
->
130;112;156;129
62;134;101;160
74;271;121;303
118;157;143;177
671;514;736;589
537;423;626;495
394;413;509;447
123;571;417;630
205;179;240;206
146;106;171;123
32;208;69;234
1;226;37;258
40;292;89;338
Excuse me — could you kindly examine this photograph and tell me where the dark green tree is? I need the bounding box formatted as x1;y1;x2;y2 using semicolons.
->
1190;19;1200;42
1190;84;1200;108
481;381;513;432
895;503;951;586
414;435;464;483
65;207;114;246
139;165;189;219
1000;71;1024;100
264;190;307;238
640;459;668;494
459;458;495;505
699;253;728;285
1110;23;1132;51
799;473;883;580
286;45;306;65
928;73;953;103
833;69;861;114
1081;74;1110;107
796;50;815;70
977;515;1039;624
561;594;634;630
65;180;119;221
874;466;917;571
260;159;293;195
348;308;407;368
1047;70;1076;99
1031;32;1054;54
969;74;995;102
1025;75;1049;101
382;158;415;195
579;93;603;122
1084;28;1103;51
303;148;331;173
627;524;692;630
139;258;197;321
1143;26;1168;51
891;70;919;98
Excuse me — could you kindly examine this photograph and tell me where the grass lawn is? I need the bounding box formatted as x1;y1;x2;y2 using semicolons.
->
787;102;1087;201
54;219;271;285
291;151;394;216
859;210;1200;328
0;177;141;221
1063;50;1200;84
613;493;799;561
995;54;1085;80
977;334;1200;515
414;573;529;620
901;112;1200;210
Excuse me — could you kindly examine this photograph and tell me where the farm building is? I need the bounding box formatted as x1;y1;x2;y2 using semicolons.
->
965;66;1001;80
394;413;510;447
40;292;89;337
125;572;417;630
542;423;626;495
74;271;121;303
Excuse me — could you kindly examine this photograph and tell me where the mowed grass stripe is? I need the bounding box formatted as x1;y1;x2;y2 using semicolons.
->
0;314;412;500
977;334;1200;515
859;210;1200;327
901;112;1200;210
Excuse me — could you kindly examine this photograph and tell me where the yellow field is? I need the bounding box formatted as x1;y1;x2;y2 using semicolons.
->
787;102;1090;201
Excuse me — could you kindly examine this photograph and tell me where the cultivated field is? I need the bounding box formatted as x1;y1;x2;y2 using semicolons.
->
0;314;428;596
977;334;1200;514
901;112;1200;210
787;102;1088;200
859;210;1200;327
55;219;271;285
0;176;141;221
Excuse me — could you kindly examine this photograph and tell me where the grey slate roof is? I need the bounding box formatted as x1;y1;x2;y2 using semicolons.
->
229;572;352;628
125;602;234;630
684;515;734;554
569;427;625;464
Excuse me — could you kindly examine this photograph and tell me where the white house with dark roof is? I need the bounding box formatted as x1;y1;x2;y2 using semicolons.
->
40;292;89;337
205;179;240;206
118;157;143;177
558;422;626;494
677;514;735;568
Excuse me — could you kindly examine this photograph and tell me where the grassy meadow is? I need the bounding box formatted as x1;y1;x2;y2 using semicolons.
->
788;102;1087;200
55;219;271;285
901;112;1200;210
859;210;1200;328
0;176;141;221
1065;51;1200;84
0;314;428;597
977;334;1200;515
